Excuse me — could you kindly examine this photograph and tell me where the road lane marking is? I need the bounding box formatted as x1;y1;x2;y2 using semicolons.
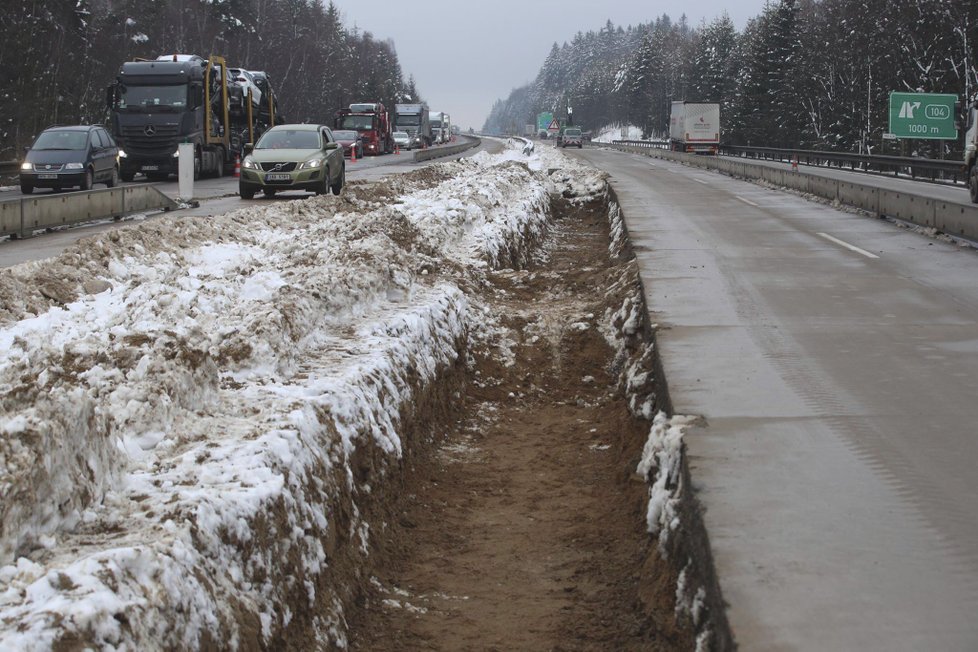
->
693;178;708;185
817;232;879;259
736;196;759;207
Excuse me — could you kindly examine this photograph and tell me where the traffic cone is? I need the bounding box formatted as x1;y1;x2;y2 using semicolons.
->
233;155;241;178
351;145;357;163
395;143;400;155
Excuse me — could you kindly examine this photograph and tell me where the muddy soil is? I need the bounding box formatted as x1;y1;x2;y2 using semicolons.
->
345;195;695;651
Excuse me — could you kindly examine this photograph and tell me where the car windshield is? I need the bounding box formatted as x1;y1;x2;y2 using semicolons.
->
256;129;321;150
32;130;88;150
333;130;357;140
394;132;408;138
119;84;188;110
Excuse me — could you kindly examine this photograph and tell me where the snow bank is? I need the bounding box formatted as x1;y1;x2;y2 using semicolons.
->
0;142;587;648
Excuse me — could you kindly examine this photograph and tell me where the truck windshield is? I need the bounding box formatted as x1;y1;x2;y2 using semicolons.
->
338;115;375;131
397;115;421;127
119;85;188;110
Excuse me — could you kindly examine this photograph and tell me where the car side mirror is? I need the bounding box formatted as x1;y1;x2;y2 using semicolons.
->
243;143;254;155
325;142;338;150
23;146;30;153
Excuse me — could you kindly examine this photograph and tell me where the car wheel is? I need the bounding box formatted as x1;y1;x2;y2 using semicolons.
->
80;169;93;191
263;188;277;198
239;184;255;199
315;167;330;195
106;167;119;188
331;163;345;195
193;149;202;181
20;184;33;195
970;165;978;204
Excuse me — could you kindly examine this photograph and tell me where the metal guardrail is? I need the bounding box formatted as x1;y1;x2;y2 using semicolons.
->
608;142;978;242
612;140;967;185
1;184;178;239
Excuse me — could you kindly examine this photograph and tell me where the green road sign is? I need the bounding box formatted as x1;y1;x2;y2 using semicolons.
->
888;92;958;140
536;112;554;133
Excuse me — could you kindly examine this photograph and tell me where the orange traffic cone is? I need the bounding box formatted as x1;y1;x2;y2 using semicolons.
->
351;146;357;163
395;143;400;155
233;155;241;178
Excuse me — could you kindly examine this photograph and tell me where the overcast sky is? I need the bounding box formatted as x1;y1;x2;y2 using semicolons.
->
332;0;769;131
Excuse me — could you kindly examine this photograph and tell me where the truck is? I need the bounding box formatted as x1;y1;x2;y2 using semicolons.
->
334;103;393;156
669;101;720;154
106;54;278;180
961;96;978;203
395;104;431;148
429;111;445;144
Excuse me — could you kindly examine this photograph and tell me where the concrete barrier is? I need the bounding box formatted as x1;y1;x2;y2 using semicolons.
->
414;136;480;163
1;184;177;239
609;143;978;242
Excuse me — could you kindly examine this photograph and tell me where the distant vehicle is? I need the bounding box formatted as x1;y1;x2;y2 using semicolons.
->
332;129;363;159
238;124;345;199
392;130;412;150
395;103;431;147
20;125;120;194
561;128;583;148
669;101;720;154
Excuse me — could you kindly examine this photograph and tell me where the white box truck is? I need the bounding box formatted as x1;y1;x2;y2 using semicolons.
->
670;101;720;154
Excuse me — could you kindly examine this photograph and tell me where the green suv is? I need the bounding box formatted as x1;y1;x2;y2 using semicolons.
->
239;124;345;198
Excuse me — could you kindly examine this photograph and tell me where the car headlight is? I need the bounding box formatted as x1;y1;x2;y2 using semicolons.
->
21;162;32;171
65;162;84;170
118;149;127;158
172;149;179;158
298;157;323;170
242;156;259;170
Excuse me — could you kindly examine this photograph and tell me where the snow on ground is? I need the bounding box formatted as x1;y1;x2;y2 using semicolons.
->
592;125;645;143
0;141;607;648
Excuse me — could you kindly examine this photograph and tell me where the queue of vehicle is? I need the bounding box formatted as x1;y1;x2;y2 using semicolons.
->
17;54;460;199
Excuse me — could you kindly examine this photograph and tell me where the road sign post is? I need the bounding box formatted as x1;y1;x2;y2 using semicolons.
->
888;92;958;140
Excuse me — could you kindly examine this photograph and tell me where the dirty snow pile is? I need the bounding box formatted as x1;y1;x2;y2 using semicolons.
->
0;142;606;649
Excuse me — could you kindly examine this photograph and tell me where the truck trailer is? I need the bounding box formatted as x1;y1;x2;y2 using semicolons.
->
334;103;393;155
396;104;431;148
961;96;978;203
669;101;720;154
107;54;278;180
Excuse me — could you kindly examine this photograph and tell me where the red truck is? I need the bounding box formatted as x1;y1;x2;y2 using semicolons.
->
334;103;393;155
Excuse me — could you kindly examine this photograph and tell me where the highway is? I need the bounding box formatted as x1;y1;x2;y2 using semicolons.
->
575;146;978;650
0;137;496;268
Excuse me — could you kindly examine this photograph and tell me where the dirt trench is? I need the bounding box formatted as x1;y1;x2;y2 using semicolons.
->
343;191;705;651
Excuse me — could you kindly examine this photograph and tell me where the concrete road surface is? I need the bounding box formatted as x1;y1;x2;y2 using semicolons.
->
576;147;978;651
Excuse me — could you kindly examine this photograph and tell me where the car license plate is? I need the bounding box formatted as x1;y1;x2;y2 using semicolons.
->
266;173;291;182
141;165;159;171
37;174;58;180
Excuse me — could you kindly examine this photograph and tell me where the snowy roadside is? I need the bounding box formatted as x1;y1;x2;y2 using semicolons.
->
0;142;606;649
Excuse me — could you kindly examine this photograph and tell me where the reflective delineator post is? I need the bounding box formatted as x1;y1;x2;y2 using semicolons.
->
233;155;241;178
177;142;194;202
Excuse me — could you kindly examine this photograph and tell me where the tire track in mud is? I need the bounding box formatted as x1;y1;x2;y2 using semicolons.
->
346;193;700;651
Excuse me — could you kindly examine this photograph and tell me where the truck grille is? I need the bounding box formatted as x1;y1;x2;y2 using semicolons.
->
120;124;181;154
259;162;297;172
